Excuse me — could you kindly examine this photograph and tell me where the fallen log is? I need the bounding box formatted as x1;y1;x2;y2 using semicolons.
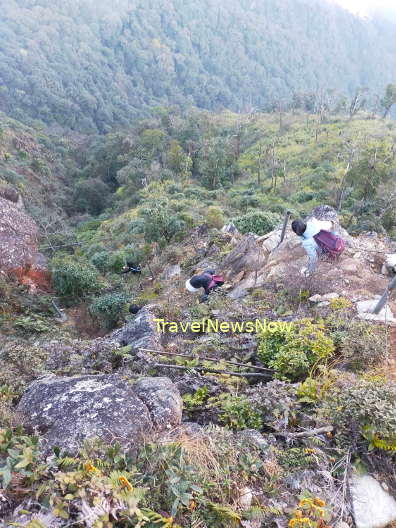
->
140;347;273;372
276;426;334;439
152;362;272;379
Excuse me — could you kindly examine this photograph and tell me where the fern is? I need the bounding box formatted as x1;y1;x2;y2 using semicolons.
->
207;503;241;527
57;456;79;468
243;505;283;520
142;509;182;527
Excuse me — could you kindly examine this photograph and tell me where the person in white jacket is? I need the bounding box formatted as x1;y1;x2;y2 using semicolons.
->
292;217;336;275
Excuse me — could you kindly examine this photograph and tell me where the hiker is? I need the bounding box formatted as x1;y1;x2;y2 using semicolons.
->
185;269;224;302
121;262;142;274
291;216;345;276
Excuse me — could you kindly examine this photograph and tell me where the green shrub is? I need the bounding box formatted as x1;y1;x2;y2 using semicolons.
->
89;292;128;329
215;394;263;431
139;200;187;246
234;211;280;236
319;380;396;447
0;343;48;396
90;251;110;272
257;319;335;381
246;381;297;431
206;206;225;229
51;256;100;299
339;321;387;372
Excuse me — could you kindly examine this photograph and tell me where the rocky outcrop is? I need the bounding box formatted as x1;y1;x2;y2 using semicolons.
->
0;196;50;291
132;377;182;429
222;234;269;290
382;254;396;276
17;374;182;452
356;297;396;324
111;305;162;352
351;474;396;528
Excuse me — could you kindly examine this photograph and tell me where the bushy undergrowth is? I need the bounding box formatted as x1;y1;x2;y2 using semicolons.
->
0;342;48;396
257;319;335;381
319;379;396;448
234;211;280;236
89;292;129;329
0;429;283;527
51;256;100;299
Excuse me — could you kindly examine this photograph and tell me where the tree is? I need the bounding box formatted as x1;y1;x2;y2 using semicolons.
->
349;87;368;120
381;83;396;119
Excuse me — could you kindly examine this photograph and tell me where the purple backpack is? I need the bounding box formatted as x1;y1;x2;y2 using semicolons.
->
313;230;345;258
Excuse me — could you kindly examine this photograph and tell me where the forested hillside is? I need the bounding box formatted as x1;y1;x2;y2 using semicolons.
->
1;0;396;132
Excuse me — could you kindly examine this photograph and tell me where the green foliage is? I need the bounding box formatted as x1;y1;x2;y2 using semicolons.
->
338;321;388;372
0;428;43;489
257;319;335;381
183;386;209;413
1;1;396;132
278;448;315;470
246;380;297;431
214;393;263;431
74;178;110;215
51;256;100;299
89;292;128;329
139;200;188;246
206;206;226;229
234;211;280;236
319;379;396;447
90;250;110;272
0;343;48;396
13;314;52;334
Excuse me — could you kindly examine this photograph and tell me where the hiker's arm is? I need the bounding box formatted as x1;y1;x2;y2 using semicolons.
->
203;276;212;295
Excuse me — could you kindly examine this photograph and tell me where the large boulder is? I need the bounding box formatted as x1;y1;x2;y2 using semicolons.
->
351;474;396;528
111;305;162;353
0;196;50;291
0;196;38;271
17;374;182;452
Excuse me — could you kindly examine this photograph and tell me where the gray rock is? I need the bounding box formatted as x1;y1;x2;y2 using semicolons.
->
162;264;181;280
351;474;396;528
228;286;249;299
356;297;396;324
132;377;182;429
111;305;162;353
236;429;272;453
382;254;396;276
17;374;182;452
221;222;238;234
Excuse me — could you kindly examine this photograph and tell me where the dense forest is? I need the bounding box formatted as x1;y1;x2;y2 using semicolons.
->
1;0;396;132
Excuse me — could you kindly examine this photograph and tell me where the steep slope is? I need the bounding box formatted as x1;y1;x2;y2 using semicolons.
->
1;0;396;131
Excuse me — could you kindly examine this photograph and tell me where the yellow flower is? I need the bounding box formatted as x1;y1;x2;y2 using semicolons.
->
299;498;312;508
301;519;311;525
288;520;297;528
314;497;326;507
294;510;303;519
119;476;133;491
85;462;97;472
304;448;315;454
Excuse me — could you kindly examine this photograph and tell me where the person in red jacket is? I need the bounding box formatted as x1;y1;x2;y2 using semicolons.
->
185;269;224;302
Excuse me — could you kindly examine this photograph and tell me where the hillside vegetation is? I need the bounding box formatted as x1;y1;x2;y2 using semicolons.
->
2;0;396;131
1;106;396;527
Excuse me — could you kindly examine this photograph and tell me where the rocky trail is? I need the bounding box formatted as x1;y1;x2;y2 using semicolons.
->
1;198;396;527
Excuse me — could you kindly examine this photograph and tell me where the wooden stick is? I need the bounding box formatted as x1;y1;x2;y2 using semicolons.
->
152;363;272;378
276;426;333;438
276;210;291;247
373;275;396;314
139;348;273;372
